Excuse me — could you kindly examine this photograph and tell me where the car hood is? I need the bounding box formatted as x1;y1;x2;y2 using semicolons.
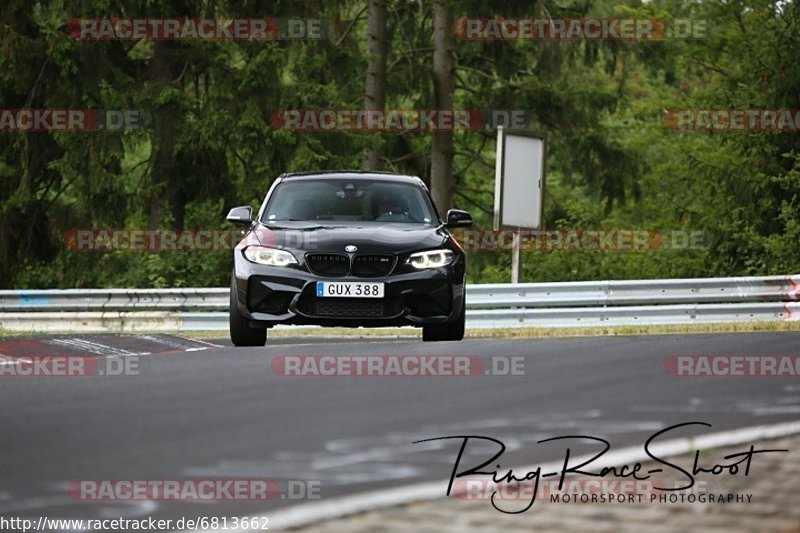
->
250;223;450;254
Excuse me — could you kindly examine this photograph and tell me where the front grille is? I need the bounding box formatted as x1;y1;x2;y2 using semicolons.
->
314;298;386;317
352;255;395;277
306;253;349;276
306;252;397;277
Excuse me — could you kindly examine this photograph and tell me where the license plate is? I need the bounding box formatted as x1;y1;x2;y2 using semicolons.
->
316;282;384;298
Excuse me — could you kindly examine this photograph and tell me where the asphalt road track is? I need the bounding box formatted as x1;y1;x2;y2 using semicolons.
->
1;332;799;530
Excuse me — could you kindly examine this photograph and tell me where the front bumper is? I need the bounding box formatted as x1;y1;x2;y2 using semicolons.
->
233;258;465;328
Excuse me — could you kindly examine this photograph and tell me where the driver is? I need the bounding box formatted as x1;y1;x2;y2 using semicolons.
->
372;192;408;220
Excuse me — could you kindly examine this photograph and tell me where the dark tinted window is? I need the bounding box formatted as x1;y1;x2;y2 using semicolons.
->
263;179;436;225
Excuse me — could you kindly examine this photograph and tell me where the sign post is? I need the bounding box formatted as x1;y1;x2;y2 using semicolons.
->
493;126;545;284
510;231;522;284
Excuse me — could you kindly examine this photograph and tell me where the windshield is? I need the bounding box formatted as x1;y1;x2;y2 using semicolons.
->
262;178;438;226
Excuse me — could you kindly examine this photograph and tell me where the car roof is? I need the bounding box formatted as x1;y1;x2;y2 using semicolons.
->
278;170;423;183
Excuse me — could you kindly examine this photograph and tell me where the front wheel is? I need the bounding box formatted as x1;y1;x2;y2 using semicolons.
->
422;301;465;342
230;274;267;346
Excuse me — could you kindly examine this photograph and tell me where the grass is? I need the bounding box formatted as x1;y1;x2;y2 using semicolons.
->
178;320;800;340
2;320;800;340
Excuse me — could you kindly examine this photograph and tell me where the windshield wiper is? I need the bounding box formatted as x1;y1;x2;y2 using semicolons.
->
262;223;329;230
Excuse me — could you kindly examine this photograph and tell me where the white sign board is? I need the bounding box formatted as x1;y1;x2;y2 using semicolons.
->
493;128;545;230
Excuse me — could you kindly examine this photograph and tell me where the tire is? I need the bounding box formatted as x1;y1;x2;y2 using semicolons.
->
422;300;465;342
229;274;267;347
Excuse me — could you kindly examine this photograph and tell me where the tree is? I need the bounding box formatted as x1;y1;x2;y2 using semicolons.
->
362;0;388;170
430;0;455;213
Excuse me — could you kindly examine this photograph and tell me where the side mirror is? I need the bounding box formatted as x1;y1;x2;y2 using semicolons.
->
226;206;253;226
445;209;473;228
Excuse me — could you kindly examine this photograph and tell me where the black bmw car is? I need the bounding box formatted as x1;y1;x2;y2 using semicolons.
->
226;171;473;345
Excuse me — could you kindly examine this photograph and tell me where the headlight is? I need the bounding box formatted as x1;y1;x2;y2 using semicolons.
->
406;249;455;269
243;246;298;267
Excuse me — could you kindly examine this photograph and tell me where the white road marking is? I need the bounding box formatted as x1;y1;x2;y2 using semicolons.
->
138;334;223;349
184;337;224;348
47;338;136;356
0;335;220;372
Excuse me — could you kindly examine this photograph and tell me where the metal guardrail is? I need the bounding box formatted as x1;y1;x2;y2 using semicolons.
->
467;276;800;308
0;288;228;312
0;274;798;332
